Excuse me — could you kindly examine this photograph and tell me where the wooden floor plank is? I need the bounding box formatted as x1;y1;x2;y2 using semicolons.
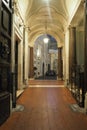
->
0;80;87;130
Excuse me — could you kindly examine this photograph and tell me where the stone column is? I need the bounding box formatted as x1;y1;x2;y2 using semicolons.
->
81;0;87;107
84;1;87;92
64;28;69;86
11;2;16;108
58;47;63;79
29;47;34;78
69;27;77;82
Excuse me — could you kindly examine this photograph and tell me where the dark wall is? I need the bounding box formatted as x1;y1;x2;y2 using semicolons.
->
0;0;12;125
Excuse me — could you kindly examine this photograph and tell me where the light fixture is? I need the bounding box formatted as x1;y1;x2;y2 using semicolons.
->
43;37;49;43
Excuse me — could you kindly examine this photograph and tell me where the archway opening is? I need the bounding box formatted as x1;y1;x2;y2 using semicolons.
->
33;34;58;80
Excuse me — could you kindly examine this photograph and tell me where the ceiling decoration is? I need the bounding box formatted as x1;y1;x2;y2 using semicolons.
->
16;0;82;46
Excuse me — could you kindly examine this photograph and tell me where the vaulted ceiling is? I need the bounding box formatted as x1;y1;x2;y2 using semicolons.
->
16;0;83;46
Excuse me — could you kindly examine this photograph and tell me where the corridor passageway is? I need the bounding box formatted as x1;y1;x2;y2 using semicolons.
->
0;0;87;127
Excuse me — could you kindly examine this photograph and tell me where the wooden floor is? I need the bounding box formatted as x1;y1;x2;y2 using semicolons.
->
0;80;87;130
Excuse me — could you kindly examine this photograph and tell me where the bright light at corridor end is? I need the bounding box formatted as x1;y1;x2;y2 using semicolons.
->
43;37;49;43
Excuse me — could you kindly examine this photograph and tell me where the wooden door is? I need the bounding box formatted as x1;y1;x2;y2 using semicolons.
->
0;0;12;125
0;0;12;92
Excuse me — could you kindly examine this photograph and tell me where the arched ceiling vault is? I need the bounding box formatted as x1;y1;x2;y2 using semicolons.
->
17;0;82;47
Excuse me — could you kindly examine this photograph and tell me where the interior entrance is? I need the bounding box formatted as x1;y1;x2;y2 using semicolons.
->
33;34;60;80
